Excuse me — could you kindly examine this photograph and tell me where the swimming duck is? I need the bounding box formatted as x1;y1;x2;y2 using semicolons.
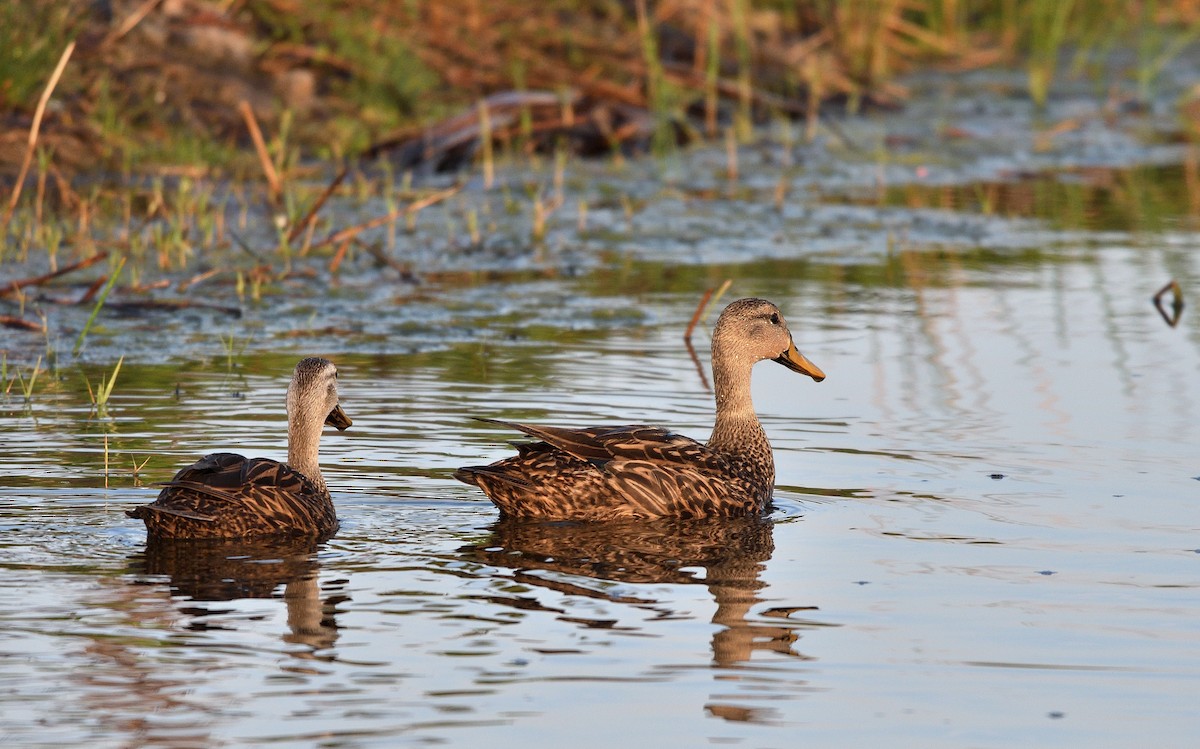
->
455;298;825;520
127;357;351;539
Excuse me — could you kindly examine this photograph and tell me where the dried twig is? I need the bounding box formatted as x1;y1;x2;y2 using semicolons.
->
329;239;351;273
105;299;242;316
101;0;163;48
287;165;348;243
685;287;715;342
684;335;712;393
77;275;109;304
312;183;462;252
238;100;282;201
360;240;417;281
0;315;45;333
177;268;223;293
684;281;732;388
3;41;75;230
2;251;109;296
684;279;731;341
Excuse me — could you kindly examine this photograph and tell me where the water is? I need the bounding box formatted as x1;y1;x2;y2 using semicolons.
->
3;66;1200;747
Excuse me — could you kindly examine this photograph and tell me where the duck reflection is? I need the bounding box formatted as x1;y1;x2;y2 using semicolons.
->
130;536;342;656
461;515;807;667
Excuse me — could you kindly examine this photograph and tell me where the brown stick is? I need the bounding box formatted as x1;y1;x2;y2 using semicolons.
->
684;336;712;393
361;241;416;281
77;274;109;305
311;184;462;252
684;278;732;341
3;41;75;230
1;251;109;296
684;287;715;342
287;165;348;243
101;0;163;48
238;100;282;201
105;299;241;316
131;279;171;292
329;239;351;273
0;315;45;332
177;268;222;293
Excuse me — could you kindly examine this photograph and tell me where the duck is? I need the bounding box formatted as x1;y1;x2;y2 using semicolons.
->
127;357;351;539
454;298;825;520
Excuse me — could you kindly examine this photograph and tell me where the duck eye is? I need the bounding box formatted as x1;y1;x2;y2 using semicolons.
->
769;312;780;325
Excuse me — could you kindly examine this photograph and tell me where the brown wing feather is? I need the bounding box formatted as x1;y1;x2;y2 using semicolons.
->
457;421;758;520
476;419;620;464
127;453;336;539
477;418;712;468
602;459;758;518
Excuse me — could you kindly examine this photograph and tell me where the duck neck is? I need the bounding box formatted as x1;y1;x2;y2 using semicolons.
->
288;415;326;494
707;355;767;455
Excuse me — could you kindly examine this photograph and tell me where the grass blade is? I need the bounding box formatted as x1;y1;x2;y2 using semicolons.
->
74;256;125;356
98;355;124;406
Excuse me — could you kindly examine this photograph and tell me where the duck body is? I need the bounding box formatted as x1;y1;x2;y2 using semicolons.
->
455;298;824;520
127;357;351;540
455;420;773;520
127;452;339;539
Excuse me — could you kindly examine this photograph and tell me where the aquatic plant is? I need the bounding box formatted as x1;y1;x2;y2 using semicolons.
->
4;0;1200;181
1025;0;1076;110
220;330;253;374
634;0;676;156
729;0;754;140
73;256;125;356
128;454;151;486
1132;0;1200;102
11;355;42;401
478;99;496;189
0;3;80;110
85;355;124;415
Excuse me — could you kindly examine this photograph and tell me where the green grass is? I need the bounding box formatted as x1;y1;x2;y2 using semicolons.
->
73;257;125;357
0;2;82;110
1025;0;1077;110
9;355;42;401
5;0;1200;178
85;355;124;414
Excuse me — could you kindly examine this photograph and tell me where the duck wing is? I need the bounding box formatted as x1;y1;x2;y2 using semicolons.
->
473;419;749;518
128;453;323;537
161;452;314;501
479;418;713;467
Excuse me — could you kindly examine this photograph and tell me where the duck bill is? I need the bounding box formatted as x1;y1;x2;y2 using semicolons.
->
774;342;826;382
325;403;352;431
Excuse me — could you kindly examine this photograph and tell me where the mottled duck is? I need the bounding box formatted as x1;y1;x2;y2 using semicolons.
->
127;357;351;539
455;298;825;520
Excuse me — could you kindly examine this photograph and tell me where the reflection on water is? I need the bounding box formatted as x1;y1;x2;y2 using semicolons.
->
1;229;1198;745
132;536;341;656
826;161;1200;233
134;535;323;600
1;225;1198;745
461;516;814;672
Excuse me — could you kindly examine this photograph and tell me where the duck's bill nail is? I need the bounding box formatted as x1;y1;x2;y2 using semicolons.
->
326;403;353;430
774;342;826;382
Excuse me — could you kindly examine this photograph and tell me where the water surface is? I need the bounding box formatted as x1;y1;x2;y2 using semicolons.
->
2;66;1200;747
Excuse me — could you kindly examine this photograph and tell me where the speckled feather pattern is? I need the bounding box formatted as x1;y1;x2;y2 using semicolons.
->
456;298;824;520
455;421;771;519
127;452;338;539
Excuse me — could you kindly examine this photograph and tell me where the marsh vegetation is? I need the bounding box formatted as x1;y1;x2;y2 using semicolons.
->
2;3;1200;746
